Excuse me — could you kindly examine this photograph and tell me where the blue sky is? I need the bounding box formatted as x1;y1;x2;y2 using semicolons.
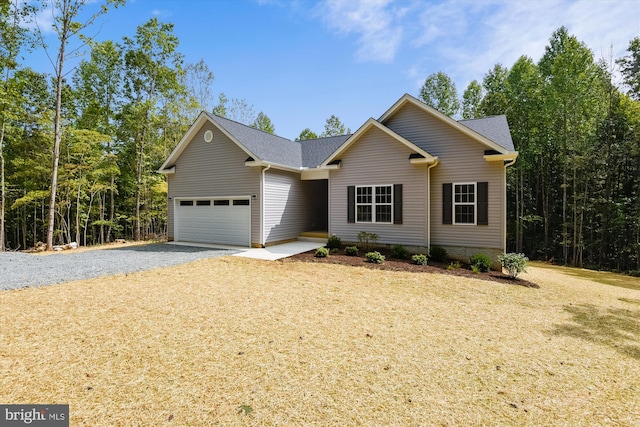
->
27;0;640;140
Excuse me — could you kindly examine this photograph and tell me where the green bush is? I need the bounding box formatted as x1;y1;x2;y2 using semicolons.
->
471;265;480;274
390;244;409;259
326;234;342;250
315;247;329;258
429;246;448;262
344;245;359;256
497;252;528;278
411;254;428;265
447;260;461;270
470;253;492;272
357;231;379;252
365;251;385;264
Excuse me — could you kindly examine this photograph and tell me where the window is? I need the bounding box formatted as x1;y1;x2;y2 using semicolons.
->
454;183;475;224
196;200;211;206
180;200;193;206
443;182;487;225
233;199;250;206
214;200;230;206
356;185;392;223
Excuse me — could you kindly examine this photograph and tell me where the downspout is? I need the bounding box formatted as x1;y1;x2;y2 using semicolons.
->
261;164;271;247
426;159;439;251
503;158;517;253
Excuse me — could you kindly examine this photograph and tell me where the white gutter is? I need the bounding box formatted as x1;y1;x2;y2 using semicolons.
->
261;164;271;247
426;158;440;251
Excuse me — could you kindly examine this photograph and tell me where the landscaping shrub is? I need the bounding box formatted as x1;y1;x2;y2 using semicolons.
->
315;247;329;258
470;253;492;272
344;246;359;256
429;246;448;262
411;254;428;265
357;231;379;252
471;265;480;274
447;260;461;270
365;251;385;264
326;234;342;250
390;244;409;259
497;252;528;278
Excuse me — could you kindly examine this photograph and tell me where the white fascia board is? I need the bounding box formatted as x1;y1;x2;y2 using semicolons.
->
321;118;436;166
158;112;261;173
158;165;176;174
379;94;510;154
483;151;519;162
245;160;302;174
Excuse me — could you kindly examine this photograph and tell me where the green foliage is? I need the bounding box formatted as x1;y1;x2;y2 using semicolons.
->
447;260;461;270
238;405;253;415
344;245;359;256
365;251;385;264
251;112;275;134
497;253;529;278
429;246;448;263
470;253;492;272
462;79;483;119
411;254;428;266
295;128;318;141
617;36;640;100
419;71;460;117
390;244;409;259
315;247;329;258
357;231;378;252
326;234;342;250
320;114;350;137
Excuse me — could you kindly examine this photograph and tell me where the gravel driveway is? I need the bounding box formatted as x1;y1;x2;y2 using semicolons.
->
0;244;239;290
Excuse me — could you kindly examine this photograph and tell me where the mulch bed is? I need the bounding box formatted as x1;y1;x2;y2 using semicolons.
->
285;247;539;288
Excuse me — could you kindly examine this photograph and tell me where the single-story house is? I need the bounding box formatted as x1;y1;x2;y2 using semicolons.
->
159;93;518;261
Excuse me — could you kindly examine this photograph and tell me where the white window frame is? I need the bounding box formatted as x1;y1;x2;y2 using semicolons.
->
453;182;476;225
355;185;393;224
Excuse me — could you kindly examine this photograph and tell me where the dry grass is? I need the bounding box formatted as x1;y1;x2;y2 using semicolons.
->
1;257;639;426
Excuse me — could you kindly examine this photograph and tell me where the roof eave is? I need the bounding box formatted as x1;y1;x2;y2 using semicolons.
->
484;151;519;162
379;94;511;154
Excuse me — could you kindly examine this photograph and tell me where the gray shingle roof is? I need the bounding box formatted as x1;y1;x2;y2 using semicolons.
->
300;135;351;168
206;113;304;168
204;111;513;170
458;115;515;152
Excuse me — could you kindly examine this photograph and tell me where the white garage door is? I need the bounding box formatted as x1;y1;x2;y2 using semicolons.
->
176;198;251;246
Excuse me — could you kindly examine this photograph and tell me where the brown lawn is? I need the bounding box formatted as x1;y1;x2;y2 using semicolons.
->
1;257;638;426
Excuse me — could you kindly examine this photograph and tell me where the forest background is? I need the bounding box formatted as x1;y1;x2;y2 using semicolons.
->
1;0;639;273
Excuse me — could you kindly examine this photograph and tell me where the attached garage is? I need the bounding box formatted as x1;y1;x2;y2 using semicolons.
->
175;198;251;246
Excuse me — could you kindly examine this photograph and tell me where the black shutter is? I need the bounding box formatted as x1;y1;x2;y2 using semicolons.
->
477;182;488;225
393;184;403;224
442;183;452;224
347;186;355;223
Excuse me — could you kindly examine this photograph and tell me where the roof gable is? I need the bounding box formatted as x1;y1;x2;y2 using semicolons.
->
379;94;515;154
321;118;437;167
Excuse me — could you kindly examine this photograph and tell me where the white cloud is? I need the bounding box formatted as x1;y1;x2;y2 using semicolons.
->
318;0;409;63
410;0;640;90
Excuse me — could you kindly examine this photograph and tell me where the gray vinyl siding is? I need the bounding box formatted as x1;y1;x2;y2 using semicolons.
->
329;126;427;247
385;102;505;250
263;169;310;244
166;122;261;244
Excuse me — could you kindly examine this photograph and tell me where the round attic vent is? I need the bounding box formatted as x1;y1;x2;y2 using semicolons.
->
204;130;213;143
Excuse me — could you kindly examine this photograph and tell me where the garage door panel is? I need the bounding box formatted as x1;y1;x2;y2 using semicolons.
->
176;199;250;246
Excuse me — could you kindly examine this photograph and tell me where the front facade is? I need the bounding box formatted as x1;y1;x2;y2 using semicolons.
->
159;94;518;261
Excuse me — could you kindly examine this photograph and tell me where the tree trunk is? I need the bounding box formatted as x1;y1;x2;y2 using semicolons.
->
46;15;69;250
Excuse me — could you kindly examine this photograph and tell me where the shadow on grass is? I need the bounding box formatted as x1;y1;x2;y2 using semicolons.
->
551;303;640;360
106;243;234;254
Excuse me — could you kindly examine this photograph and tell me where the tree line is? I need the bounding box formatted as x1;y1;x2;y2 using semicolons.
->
420;28;639;273
1;1;638;273
0;0;354;252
